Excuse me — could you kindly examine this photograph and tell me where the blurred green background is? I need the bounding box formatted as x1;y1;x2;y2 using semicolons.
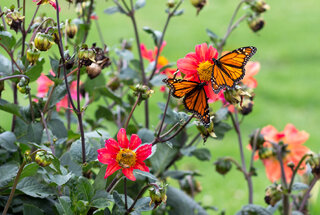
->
1;0;320;214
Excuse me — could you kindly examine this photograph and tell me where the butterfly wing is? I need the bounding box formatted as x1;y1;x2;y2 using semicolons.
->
163;78;199;98
211;46;257;93
183;84;210;127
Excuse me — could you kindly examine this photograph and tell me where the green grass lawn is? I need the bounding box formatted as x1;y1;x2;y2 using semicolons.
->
1;0;320;214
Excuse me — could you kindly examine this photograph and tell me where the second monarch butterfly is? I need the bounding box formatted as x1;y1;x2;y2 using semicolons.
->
211;46;257;93
163;78;210;127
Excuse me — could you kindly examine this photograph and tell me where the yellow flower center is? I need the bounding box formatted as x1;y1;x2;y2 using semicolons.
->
158;56;169;67
116;148;136;168
197;60;213;82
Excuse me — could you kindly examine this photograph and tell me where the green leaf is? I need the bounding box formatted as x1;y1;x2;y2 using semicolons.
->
133;169;157;181
19;163;39;180
291;182;308;191
0;162;19;187
174;9;184;16
23;203;44;215
16;177;55;198
25;58;45;82
134;0;146;10
45;172;73;186
93;165;107;191
119;66;138;82
143;26;163;46
214;107;229;123
90;198;110;209
69;138;100;163
112;191;134;210
137;128;154;143
167;186;208;215
0;54;12;76
55;196;73;215
95;105;114;121
214;121;232;140
75;23;87;45
150;143;178;174
0;131;18;152
236;204;272;215
158;102;179;124
18;122;43;144
150;74;167;86
97;87;122;105
134;197;153;212
0;99;22;119
191;148;212;161
292;211;304;215
84;75;106;94
76;176;94;201
104;6;125;14
49;83;67;109
163;170;200;180
47;118;68;138
0;31;16;50
49;57;60;75
60;152;82;176
206;28;220;45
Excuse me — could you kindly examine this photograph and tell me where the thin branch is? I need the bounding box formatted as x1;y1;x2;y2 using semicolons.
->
106;171;123;192
157;91;171;138
0;44;23;74
124;94;141;130
0;6;7;30
0;75;30;82
124;178;128;210
28;92;35;122
126;184;152;214
299;176;319;212
288;154;311;192
82;0;94;43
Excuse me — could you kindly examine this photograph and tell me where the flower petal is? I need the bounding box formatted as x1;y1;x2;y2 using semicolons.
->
129;134;141;150
97;148;115;164
117;128;129;148
122;168;136;181
136;144;152;161
134;160;149;172
104;162;121;179
177;54;199;76
105;138;120;154
195;43;208;62
283;124;309;145
263;158;281;183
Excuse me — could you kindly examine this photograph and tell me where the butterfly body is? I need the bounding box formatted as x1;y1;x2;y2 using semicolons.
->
163;78;210;127
211;46;257;93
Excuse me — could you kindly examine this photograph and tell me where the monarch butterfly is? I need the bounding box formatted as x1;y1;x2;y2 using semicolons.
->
163;78;210;127
211;46;257;93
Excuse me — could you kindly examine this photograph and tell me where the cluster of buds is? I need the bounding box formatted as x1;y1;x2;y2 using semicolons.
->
16;77;30;94
34;32;54;51
78;44;96;66
26;42;41;65
264;183;283;206
214;157;232;175
196;117;216;142
190;0;207;15
167;0;177;8
65;19;78;39
86;44;111;79
149;182;167;209
2;5;25;33
180;175;202;197
34;150;54;167
224;87;254;115
132;84;154;101
306;154;320;178
24;150;33;163
245;0;270;32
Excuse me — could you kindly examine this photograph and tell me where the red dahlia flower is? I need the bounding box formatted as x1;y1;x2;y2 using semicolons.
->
33;0;61;11
252;124;311;183
97;128;152;181
177;43;218;101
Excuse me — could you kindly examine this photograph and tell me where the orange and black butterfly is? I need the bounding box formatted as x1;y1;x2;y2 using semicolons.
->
211;46;257;93
163;78;210;127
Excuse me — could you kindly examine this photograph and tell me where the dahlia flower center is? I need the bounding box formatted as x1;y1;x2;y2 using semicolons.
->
158;56;169;67
197;61;213;82
116;148;136;168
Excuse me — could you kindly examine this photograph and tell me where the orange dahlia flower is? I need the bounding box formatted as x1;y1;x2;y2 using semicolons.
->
97;128;152;181
255;124;311;183
242;61;260;89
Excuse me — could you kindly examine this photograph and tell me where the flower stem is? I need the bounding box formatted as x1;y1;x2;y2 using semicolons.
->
25;4;40;34
157;91;171;138
126;184;152;214
0;75;30;82
94;19;105;46
288;154;311;192
2;161;26;215
106;171;123;192
28;92;35;122
82;0;94;43
230;110;253;204
0;7;7;30
124;178;128;210
299;176;319;212
0;44;23;74
124;94;141;130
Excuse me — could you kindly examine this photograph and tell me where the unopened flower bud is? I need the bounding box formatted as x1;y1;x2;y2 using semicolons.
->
133;84;154;101
287;161;295;169
66;20;78;39
34;151;54;167
196;117;216;142
26;45;40;65
86;63;101;79
167;0;176;8
3;6;25;33
265;184;282;206
250;0;270;13
214;157;232;175
248;16;265;32
16;78;30;94
149;183;167;209
190;0;207;15
34;32;54;51
249;131;265;151
107;77;121;91
180;175;202;196
24;150;33;162
306;154;320;177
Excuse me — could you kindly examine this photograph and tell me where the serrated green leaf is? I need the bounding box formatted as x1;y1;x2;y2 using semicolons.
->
0;131;18;152
134;197;153;212
214;121;232;139
49;84;67;109
16;177;55;198
97;87;122;104
137;128;154;143
19;163;39;180
23;203;44;215
93;165;107;191
45;172;73;186
150;143;178;174
55;196;73;215
90;198;110;209
133;169;157;181
0;54;12;76
0;31;16;50
0;99;22;119
25;58;45;82
0;162;19;187
47;118;68;138
69;138;100;163
190;148;211;161
76;176;95;201
95;105;114;121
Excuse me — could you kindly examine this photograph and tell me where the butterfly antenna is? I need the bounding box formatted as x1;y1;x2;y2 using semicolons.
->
173;69;179;79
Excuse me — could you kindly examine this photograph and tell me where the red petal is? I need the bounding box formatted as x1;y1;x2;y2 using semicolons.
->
263;158;281;183
122;168;136;181
177;55;199;75
134;160;149;172
97;148;115;164
105;138;120;154
129;134;141;150
283;124;309;145
117;128;129;148
104;162;121;179
136;144;152;161
195;43;208;62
